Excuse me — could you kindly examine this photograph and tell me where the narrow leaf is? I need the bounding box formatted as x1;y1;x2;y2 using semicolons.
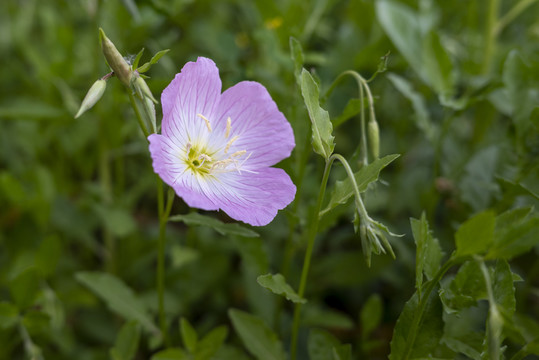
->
169;213;259;238
195;326;228;360
229;309;286;360
151;348;189;360
289;37;304;85
320;154;400;216
300;68;335;160
257;273;306;304
411;213;442;294
76;272;158;333
132;48;145;70
180;318;198;354
138;49;170;73
455;211;495;257
110;320;141;360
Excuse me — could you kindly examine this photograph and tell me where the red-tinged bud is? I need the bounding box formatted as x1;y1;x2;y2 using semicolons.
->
99;28;132;86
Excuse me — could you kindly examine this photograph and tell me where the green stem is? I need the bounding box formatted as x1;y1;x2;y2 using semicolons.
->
482;0;500;74
290;156;335;360
128;92;150;138
477;258;501;360
401;256;459;360
494;0;538;36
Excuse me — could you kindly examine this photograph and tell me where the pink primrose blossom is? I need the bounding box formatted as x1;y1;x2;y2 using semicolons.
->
148;57;296;226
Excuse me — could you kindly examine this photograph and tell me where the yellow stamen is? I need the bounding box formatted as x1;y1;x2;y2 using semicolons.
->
230;150;246;158
197;113;212;132
224;135;239;154
225;117;231;138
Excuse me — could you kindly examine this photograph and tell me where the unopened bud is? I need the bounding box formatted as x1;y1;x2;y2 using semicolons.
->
368;120;380;160
75;79;107;118
99;28;132;86
133;76;158;104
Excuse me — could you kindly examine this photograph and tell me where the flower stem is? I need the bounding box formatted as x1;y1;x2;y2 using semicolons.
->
128;92;150;138
482;0;500;74
290;156;335;360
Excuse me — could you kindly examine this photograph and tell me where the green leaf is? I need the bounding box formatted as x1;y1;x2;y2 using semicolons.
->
320;154;400;216
0;302;19;329
390;290;452;360
303;306;355;329
454;211;495;257
151;348;189;360
387;73;437;143
332;98;364;128
138;49;170;73
300;68;335;160
360;294;383;340
411;213;443;295
492;260;516;316
180;318;198;354
35;235;62;278
332;344;352;360
132;48;145;70
228;309;286;360
486;208;539;260
76;272;158;333
110;320;141;360
169;213;259;238
289;37;304;85
439;261;487;312
9;267;40;309
22;310;50;336
195;326;228;360
308;329;341;360
422;30;454;98
256;273;306;304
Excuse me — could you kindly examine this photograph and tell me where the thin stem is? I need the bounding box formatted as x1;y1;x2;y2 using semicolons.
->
401;255;459;360
290;156;335;360
477;258;501;360
128;92;150;138
331;154;369;219
494;0;538;36
482;0;500;74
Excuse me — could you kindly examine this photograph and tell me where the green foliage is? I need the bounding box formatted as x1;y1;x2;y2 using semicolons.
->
1;0;538;358
256;273;306;304
229;309;286;360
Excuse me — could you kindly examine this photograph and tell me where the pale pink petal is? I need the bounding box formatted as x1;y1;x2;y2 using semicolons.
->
213;81;295;168
213;167;296;226
161;57;222;148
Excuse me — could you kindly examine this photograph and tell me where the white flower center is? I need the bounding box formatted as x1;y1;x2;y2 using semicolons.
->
180;114;254;178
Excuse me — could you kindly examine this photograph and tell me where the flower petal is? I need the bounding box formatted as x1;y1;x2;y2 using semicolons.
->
213;167;296;226
214;81;295;168
161;57;222;147
148;133;220;211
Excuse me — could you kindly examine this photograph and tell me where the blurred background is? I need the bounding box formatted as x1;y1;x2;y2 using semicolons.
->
1;0;538;359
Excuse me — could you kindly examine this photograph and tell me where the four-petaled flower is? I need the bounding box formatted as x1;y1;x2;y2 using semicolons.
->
148;57;296;226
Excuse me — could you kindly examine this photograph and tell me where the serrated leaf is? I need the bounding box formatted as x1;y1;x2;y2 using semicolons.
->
195;326;228;360
169;213;259;238
360;294;383;340
110;320;141;360
320;154;400;216
455;211;495;257
132;48;145;70
300;68;335;160
180;318;198;354
228;309;286;360
76;272;158;333
257;273;306;304
390;290;451;360
289;37;304;85
493;260;516;316
151;348;189;360
0;302;19;329
411;213;443;295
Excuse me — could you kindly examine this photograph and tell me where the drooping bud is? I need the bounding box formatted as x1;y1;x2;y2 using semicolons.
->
75;79;107;118
99;28;132;86
368;119;380;160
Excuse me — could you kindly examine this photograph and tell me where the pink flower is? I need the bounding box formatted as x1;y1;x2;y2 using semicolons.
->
148;57;296;226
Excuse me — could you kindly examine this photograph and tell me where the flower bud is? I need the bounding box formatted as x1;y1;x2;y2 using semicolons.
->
133;75;158;104
75;79;106;118
368;119;380;160
99;28;132;86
